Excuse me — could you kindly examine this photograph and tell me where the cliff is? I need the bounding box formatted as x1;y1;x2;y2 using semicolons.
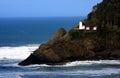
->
19;0;120;66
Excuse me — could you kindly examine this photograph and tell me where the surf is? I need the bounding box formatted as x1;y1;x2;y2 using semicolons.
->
0;44;39;60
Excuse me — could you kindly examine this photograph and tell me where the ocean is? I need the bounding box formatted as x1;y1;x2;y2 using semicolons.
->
0;17;120;78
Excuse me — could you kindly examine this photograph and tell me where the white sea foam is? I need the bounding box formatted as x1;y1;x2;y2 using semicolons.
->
48;60;120;67
62;60;120;67
0;44;39;60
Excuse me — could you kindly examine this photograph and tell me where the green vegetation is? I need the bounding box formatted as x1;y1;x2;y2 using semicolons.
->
85;0;120;32
84;0;120;49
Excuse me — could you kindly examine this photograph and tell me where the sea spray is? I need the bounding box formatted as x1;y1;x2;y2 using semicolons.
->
0;44;39;60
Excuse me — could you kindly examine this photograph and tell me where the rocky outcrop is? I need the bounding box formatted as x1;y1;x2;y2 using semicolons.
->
19;28;120;66
19;0;120;66
48;28;66;44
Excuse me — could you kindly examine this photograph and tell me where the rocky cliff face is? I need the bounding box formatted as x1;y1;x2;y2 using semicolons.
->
19;0;120;66
48;28;66;45
19;28;120;66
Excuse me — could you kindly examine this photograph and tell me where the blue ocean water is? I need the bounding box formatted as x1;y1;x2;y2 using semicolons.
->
0;17;120;78
0;17;82;46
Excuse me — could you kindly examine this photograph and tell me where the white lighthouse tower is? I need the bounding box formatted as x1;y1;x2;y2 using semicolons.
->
79;21;85;30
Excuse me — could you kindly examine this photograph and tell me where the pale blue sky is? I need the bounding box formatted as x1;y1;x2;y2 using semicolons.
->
0;0;102;17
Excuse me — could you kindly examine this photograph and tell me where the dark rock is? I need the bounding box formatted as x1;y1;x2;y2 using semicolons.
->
48;28;66;44
110;50;120;59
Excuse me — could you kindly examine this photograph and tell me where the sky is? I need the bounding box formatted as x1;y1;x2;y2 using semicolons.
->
0;0;102;17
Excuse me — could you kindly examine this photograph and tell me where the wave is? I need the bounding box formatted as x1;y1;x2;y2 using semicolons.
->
41;60;120;67
0;44;39;60
62;60;120;67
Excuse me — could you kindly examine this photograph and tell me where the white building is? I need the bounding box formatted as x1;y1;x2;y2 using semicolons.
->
93;26;97;30
79;21;85;30
86;26;90;30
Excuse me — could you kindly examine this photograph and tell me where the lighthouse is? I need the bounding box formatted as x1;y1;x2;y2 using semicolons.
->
79;21;85;30
78;21;97;31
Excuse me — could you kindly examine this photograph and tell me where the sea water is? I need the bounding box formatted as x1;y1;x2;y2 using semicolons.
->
0;17;120;78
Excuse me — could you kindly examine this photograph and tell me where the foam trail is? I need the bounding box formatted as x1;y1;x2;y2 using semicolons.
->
55;60;120;67
0;44;39;60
